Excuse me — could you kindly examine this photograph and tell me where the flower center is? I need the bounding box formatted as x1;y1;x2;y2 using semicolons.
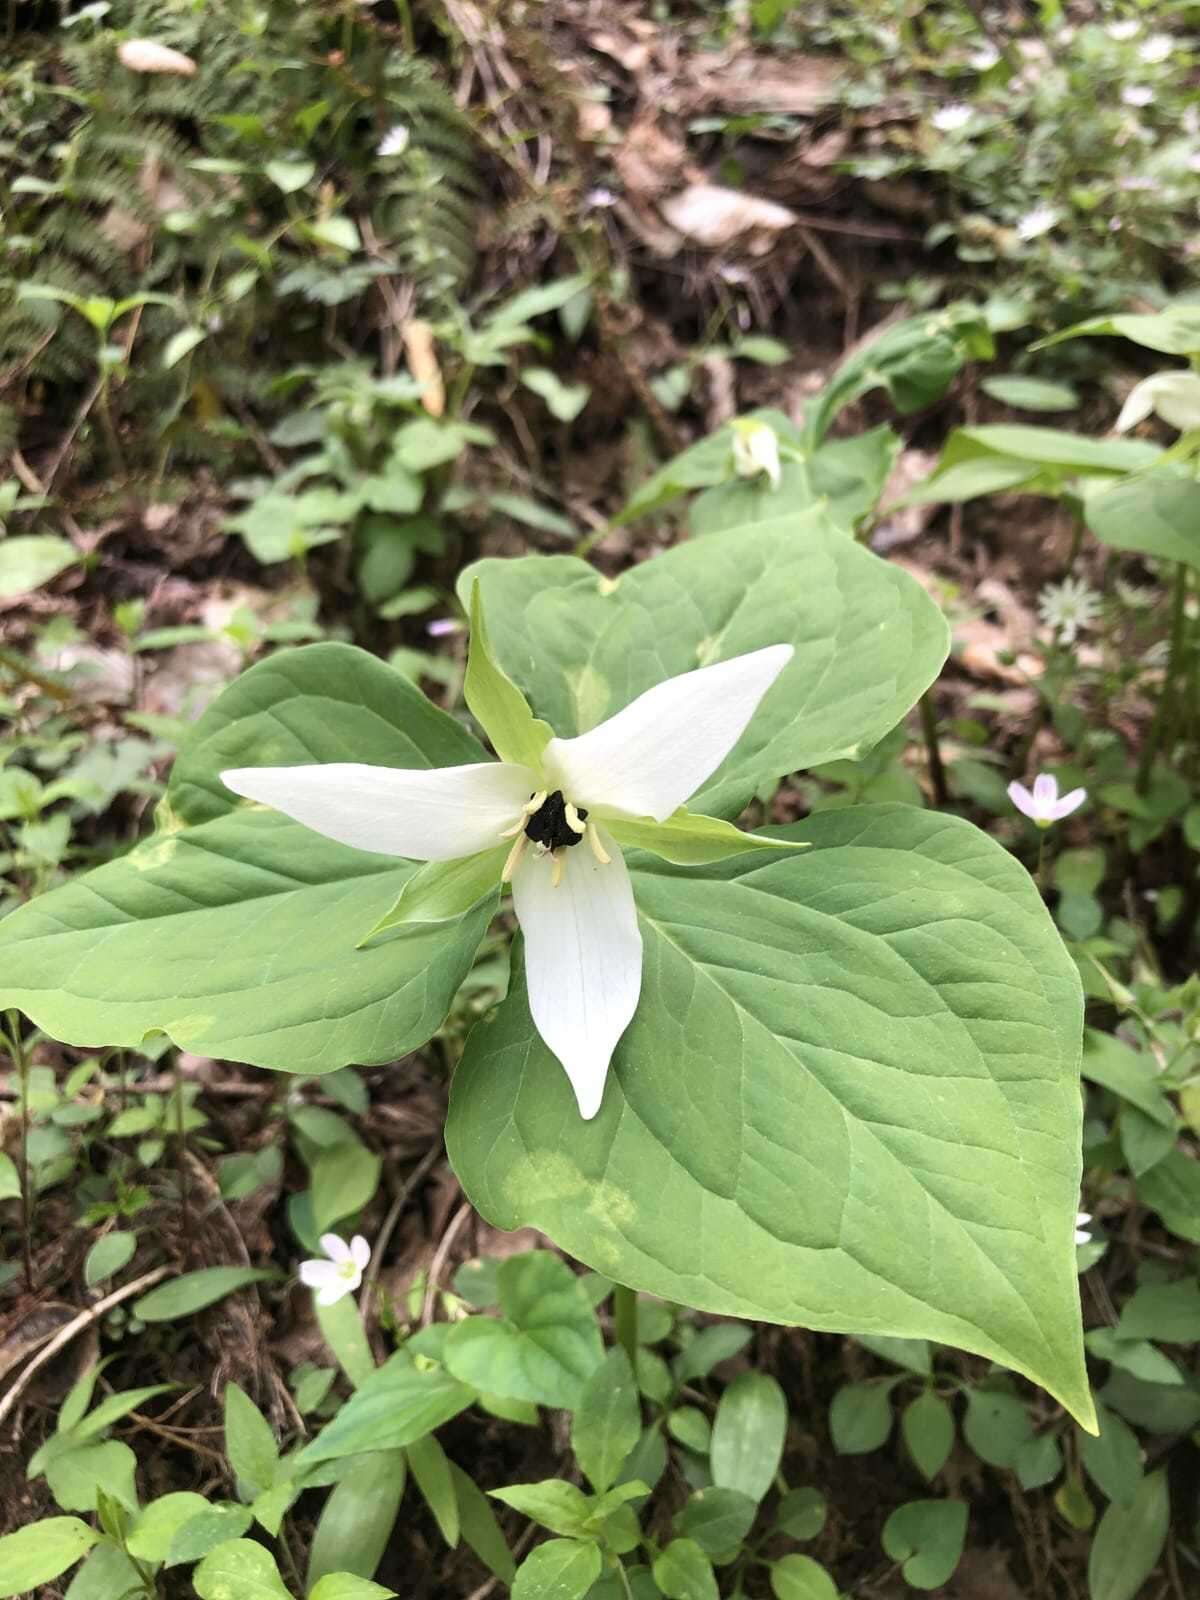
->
337;1259;358;1281
499;789;611;885
524;790;588;851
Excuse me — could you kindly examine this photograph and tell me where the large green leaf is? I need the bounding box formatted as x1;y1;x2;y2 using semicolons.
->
458;512;949;818
446;805;1092;1426
166;641;485;827
1084;473;1200;571
0;645;495;1069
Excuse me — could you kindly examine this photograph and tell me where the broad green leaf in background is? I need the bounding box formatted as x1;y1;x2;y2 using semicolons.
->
0;646;495;1071
653;1537;719;1600
1084;473;1200;571
572;1346;641;1493
511;1537;602;1600
912;425;1160;508
447;805;1093;1426
0;1518;97;1599
193;1538;292;1600
307;1452;406;1588
297;1356;473;1466
224;1383;280;1497
134;1267;274;1322
458;511;949;819
881;1500;968;1590
769;1553;838;1600
443;1252;604;1409
406;1434;460;1547
1037;307;1200;356
83;1230;136;1286
1087;1471;1169;1600
677;1488;758;1555
709;1373;787;1502
830;1381;897;1455
309;1577;396;1600
979;374;1079;411
0;534;78;599
902;1391;955;1481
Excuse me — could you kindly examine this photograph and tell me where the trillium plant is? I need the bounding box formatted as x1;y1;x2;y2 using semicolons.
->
223;602;796;1118
0;513;1096;1429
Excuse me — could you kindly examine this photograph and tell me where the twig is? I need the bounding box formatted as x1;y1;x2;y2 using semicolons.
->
420;1197;472;1327
360;1139;443;1310
2;1013;34;1291
0;1266;170;1430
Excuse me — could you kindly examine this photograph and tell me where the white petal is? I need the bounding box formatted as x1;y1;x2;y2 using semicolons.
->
350;1235;371;1271
299;1259;339;1289
1115;378;1157;433
1031;774;1058;809
512;828;642;1119
544;645;793;822
221;761;536;861
319;1233;352;1264
316;1275;356;1307
1051;787;1087;821
1007;781;1036;820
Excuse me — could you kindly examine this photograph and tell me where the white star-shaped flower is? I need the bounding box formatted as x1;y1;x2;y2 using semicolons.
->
1116;370;1200;433
300;1234;370;1306
377;124;410;158
1008;773;1087;828
730;418;782;489
932;103;973;133
1017;205;1059;242
1075;1211;1092;1244
223;640;793;1118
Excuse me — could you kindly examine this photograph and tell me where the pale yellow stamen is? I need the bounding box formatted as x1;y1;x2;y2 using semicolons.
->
586;823;611;865
501;833;528;883
564;802;587;836
550;851;564;889
498;790;547;839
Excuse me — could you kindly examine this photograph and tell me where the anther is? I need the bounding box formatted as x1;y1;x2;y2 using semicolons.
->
550;852;564;889
563;802;587;836
586;824;611;865
500;833;528;883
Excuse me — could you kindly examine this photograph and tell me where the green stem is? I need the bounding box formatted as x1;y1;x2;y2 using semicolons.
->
613;1283;639;1370
1136;562;1188;795
5;1011;34;1291
1035;830;1048;897
918;692;948;807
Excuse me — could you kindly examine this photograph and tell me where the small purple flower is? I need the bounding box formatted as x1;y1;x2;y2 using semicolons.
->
1008;773;1087;828
427;617;464;638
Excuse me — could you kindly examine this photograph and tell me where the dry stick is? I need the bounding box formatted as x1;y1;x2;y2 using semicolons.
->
0;1266;170;1430
173;1058;192;1266
359;1139;444;1312
420;1197;472;1327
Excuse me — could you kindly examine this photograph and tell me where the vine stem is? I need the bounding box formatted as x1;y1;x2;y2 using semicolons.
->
613;1283;639;1370
1136;562;1188;795
4;1011;34;1291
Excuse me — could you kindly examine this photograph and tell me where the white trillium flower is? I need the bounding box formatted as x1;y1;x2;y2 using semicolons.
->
117;38;197;75
1140;33;1174;63
1008;773;1087;828
223;642;793;1119
932;103;973;133
1115;369;1200;433
377;124;410;158
1016;205;1059;242
1107;20;1140;40
1074;1211;1092;1244
730;419;782;489
1122;84;1154;108
300;1233;370;1306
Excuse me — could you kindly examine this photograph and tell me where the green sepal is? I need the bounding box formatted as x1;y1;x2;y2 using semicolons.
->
606;808;811;867
358;846;506;946
465;581;553;769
